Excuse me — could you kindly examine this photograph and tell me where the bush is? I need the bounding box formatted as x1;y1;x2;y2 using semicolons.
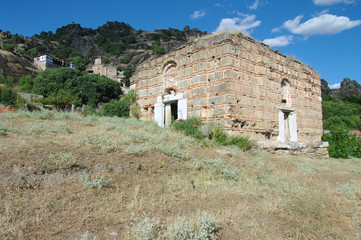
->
0;77;14;86
152;40;165;55
168;217;196;239
196;212;219;240
172;118;205;140
2;43;15;52
0;122;8;135
154;143;187;159
223;135;254;151
322;98;361;130
31;67;122;108
119;58;130;64
132;212;220;240
103;58;110;64
122;66;135;87
0;85;17;107
80;172;111;189
56;121;73;133
209;124;254;151
322;126;361;158
18;75;34;92
49;153;77;169
209;124;227;142
221;165;240;181
172;119;254;151
131;212;160;240
99;99;130;118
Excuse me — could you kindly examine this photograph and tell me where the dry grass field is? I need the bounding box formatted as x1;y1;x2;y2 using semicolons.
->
0;111;360;239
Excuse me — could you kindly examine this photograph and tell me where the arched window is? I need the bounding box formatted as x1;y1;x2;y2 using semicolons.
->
162;61;178;90
281;79;290;105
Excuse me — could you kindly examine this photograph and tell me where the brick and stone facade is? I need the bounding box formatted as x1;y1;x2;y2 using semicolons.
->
92;58;118;81
131;32;327;156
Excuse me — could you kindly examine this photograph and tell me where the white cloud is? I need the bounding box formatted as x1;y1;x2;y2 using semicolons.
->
214;14;261;33
249;0;260;10
313;0;355;6
263;35;293;47
283;14;361;36
215;3;224;8
329;83;341;89
190;10;206;19
271;26;282;33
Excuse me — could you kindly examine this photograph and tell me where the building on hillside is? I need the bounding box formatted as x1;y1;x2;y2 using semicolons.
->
130;32;328;157
91;58;118;81
33;55;75;71
89;58;125;83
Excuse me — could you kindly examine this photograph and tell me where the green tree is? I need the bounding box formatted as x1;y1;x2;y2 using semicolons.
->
0;77;14;86
18;75;34;92
3;44;15;52
152;41;165;55
67;55;90;71
10;35;24;44
322;98;361;130
31;68;122;108
322;126;361;158
41;89;80;109
99;99;130;117
0;86;17;107
122;66;135;87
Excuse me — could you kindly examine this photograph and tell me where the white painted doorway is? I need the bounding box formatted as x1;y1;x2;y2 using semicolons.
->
279;107;298;142
154;93;187;127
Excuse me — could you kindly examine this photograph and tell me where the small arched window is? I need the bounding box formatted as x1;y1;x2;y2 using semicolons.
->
281;79;290;105
163;61;178;90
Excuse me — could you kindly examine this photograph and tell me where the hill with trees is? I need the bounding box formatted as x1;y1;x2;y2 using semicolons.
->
0;22;206;81
321;78;361;158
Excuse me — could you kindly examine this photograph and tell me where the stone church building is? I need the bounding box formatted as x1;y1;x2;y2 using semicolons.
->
131;32;327;155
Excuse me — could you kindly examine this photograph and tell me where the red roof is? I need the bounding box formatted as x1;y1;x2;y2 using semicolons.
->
0;107;16;113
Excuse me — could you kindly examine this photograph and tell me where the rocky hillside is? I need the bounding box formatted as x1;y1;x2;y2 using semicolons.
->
0;22;206;80
322;78;361;99
0;49;38;80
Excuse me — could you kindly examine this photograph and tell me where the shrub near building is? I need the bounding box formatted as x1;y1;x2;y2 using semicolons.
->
0;85;25;108
19;68;122;109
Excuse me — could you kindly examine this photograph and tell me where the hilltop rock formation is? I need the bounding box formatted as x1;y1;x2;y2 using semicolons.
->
0;22;207;80
335;78;361;98
322;78;361;99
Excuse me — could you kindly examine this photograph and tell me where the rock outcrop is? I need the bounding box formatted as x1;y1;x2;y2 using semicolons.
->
334;78;361;98
0;49;37;81
322;78;361;99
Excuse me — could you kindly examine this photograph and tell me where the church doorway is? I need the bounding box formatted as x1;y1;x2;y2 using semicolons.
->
154;93;187;127
279;107;298;142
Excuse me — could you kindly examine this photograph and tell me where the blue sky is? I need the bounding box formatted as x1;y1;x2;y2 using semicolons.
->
1;0;360;88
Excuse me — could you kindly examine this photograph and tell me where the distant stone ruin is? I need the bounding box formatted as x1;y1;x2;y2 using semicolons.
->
89;58;125;84
131;32;328;157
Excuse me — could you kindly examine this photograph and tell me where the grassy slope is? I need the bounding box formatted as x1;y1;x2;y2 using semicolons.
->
0;111;360;239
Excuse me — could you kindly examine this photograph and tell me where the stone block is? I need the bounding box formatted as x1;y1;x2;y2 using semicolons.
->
221;56;232;66
225;69;232;78
215;71;222;81
200;125;210;137
191;76;198;85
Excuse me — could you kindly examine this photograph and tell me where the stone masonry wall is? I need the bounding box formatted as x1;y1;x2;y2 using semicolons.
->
131;32;323;142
